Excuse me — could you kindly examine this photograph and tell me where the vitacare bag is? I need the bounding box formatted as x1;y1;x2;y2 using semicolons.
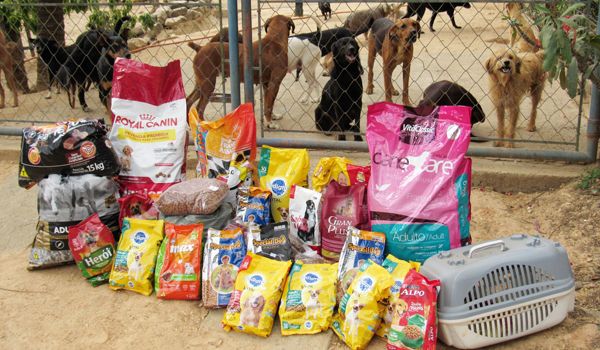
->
109;59;187;199
366;102;472;263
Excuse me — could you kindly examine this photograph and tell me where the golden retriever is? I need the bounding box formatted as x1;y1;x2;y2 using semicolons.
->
485;49;546;147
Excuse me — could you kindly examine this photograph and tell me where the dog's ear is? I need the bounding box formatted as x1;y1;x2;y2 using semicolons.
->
264;17;271;33
515;56;522;74
388;26;400;43
484;55;495;74
288;18;296;34
120;27;130;42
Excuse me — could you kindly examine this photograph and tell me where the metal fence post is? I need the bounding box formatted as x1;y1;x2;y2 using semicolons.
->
295;0;303;17
241;0;254;104
586;1;600;162
227;0;241;108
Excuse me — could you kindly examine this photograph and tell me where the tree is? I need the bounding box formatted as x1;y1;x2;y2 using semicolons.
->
0;0;35;93
36;0;65;91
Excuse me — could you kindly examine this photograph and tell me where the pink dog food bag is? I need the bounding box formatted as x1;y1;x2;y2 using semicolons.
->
366;102;472;263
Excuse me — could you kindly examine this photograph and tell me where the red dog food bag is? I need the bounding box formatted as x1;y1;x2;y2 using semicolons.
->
109;59;187;199
320;181;368;260
154;223;203;300
68;213;116;286
387;270;440;350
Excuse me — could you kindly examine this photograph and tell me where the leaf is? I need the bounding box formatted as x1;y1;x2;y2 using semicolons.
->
567;57;579;98
535;4;552;15
540;26;554;50
561;3;586;17
589;36;600;52
560;66;567;89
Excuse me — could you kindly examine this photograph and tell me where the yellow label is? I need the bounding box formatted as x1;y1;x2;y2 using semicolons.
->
117;128;175;143
19;167;28;178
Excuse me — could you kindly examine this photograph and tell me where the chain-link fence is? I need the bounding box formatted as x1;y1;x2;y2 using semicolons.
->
0;0;598;162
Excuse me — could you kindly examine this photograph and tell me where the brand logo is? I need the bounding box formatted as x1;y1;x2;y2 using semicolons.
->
170;244;194;254
113;115;178;129
303;273;320;285
402;124;434;133
399;117;436;145
357;276;374;293
391;280;403;293
248;274;264;288
132;231;147;245
83;246;114;269
270;178;287;197
401;288;425;297
28;147;41;165
80;141;96;159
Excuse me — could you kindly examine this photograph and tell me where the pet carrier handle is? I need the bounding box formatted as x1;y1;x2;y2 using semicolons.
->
468;240;507;258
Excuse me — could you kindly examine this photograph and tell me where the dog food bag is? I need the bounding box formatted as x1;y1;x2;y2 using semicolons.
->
18;119;120;188
222;252;292;337
155;178;229;216
337;227;386;301
202;227;247;308
236;186;271;226
279;260;338;335
321;180;368;260
29;174;121;270
312;157;371;193
190;103;257;204
109;218;165;296
154;223;203;300
109;59;187;199
249;222;292;261
331;259;394;350
387;270;440;350
258;146;310;223
118;193;159;228
288;185;322;252
377;255;421;338
367;102;472;263
161;202;234;236
67;213;116;286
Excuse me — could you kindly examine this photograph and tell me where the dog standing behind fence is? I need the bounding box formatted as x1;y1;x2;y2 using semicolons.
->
0;31;18;108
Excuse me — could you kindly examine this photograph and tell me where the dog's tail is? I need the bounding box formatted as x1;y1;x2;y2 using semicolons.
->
114;16;132;35
188;42;202;52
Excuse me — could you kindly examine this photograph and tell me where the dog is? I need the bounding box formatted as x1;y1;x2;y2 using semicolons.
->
128;251;144;281
384;299;408;325
403;3;471;32
288;36;322;103
32;37;74;100
315;37;363;141
184;262;195;275
0;31;18;108
215;265;234;291
186;15;294;129
120;145;133;172
240;292;265;327
292;27;355;77
298;199;317;242
96;35;131;111
58;16;131;112
344;4;396;41
303;288;321;319
506;3;539;52
209;27;243;43
318;2;332;20
277;207;290;221
485;49;546;147
344;298;365;339
416;80;486;141
366;18;420;104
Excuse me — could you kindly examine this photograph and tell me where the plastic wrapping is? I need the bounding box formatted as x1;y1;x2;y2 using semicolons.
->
161;202;234;235
155;178;229;216
312;157;370;193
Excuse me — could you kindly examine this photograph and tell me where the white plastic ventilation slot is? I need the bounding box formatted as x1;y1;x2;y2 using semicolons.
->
467;298;559;338
463;264;556;311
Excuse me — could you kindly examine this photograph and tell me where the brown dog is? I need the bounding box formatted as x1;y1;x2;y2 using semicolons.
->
485;49;546;147
187;15;294;129
0;31;18;108
506;3;539;53
366;18;420;104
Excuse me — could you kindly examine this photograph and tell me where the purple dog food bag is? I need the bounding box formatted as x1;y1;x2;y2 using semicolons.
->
366;102;472;263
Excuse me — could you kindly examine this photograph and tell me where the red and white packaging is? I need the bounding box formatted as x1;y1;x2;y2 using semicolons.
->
109;59;187;199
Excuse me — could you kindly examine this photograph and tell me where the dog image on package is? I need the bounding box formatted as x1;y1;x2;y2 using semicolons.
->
376;255;421;338
258;146;309;223
222;252;292;337
288;185;322;252
279;261;338;335
331;259;393;350
109;218;165;296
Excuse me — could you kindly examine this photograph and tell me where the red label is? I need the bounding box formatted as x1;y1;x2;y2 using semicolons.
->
80;141;96;159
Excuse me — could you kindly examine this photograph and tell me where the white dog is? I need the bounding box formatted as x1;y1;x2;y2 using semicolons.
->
128;251;144;281
184;262;195;275
288;36;322;104
303;289;321;319
344;298;364;339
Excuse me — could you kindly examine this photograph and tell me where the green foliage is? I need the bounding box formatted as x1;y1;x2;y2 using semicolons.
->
577;167;600;194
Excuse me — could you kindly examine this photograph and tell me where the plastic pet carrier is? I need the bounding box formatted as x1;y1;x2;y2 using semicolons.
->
420;235;575;349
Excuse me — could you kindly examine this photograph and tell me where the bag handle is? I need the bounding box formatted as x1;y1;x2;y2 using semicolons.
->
468;240;507;258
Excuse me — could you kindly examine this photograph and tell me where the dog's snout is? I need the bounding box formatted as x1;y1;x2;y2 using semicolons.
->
346;45;356;55
502;60;511;66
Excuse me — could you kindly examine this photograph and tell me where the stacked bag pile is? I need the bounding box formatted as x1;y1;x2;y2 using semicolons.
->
19;58;475;350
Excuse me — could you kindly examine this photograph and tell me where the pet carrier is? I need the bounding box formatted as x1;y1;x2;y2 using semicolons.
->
420;235;575;349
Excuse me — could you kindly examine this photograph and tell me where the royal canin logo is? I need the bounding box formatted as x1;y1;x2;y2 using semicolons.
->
114;115;178;129
139;113;156;121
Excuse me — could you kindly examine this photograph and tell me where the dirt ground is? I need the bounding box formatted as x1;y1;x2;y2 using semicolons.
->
0;3;587;151
0;156;599;349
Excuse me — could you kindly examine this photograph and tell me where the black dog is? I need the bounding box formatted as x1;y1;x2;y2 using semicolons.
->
315;37;363;141
31;38;75;100
416;80;486;141
58;16;131;112
97;35;131;111
403;3;471;32
318;2;332;20
298;199;316;242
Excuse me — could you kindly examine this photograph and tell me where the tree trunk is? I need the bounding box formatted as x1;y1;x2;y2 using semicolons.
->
36;0;65;92
0;19;30;93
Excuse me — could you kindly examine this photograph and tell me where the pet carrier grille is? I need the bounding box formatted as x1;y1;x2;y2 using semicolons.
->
464;264;556;311
466;298;559;338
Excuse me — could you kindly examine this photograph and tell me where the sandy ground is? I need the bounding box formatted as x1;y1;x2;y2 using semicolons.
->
0;3;588;151
0;155;599;349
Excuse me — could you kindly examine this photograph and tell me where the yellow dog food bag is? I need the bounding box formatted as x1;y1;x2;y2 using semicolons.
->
279;261;338;335
376;255;421;338
109;218;165;296
331;259;393;350
258;146;309;222
222;252;292;337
